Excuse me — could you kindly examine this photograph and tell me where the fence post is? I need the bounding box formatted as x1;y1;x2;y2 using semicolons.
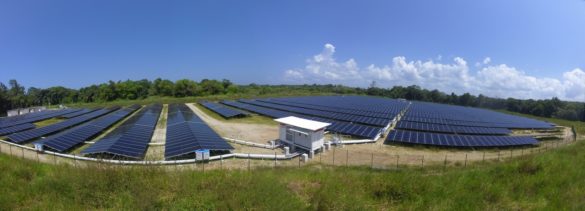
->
396;155;399;169
298;155;301;168
345;149;349;167
371;153;374;169
444;155;447;171
247;154;251;171
332;147;335;165
464;154;467;168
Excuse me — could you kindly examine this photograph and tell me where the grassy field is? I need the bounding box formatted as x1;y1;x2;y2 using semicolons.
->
0;138;584;210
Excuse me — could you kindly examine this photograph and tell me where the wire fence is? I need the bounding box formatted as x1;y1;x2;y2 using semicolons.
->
0;133;576;172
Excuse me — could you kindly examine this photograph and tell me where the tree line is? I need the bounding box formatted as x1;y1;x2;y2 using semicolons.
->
1;79;584;122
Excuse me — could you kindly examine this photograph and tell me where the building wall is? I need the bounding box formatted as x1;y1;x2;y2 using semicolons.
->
279;124;324;151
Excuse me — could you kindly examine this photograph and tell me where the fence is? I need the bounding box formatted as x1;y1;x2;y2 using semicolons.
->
0;132;576;172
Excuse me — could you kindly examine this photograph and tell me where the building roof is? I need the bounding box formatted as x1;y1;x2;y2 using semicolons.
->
274;116;331;131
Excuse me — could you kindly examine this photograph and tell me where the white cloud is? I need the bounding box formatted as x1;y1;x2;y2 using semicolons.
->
284;44;585;102
483;57;491;65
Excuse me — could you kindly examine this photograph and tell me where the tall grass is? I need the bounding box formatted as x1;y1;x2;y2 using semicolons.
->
1;138;584;209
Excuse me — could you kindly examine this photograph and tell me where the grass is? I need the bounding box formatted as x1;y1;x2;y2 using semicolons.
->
1;137;584;209
33;118;63;127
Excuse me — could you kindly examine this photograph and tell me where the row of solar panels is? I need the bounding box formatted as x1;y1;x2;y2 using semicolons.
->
256;98;393;119
0;123;36;136
7;108;119;144
81;104;163;159
396;121;511;135
0;109;80;129
239;99;391;127
221;100;382;139
200;101;248;118
404;102;554;129
60;108;99;119
267;96;408;116
401;116;553;129
165;104;233;160
40;105;142;152
386;129;538;147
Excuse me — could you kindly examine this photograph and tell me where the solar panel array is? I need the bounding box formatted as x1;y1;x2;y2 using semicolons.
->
239;99;390;127
41;105;141;152
7;108;118;144
165;104;233;160
221;99;386;139
404;102;554;129
0;109;80;129
396;121;511;135
60;108;99;119
0;123;36;136
387;129;538;147
200;101;247;118
81;104;162;159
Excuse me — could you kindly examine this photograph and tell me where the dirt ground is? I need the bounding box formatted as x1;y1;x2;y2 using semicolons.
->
186;103;279;146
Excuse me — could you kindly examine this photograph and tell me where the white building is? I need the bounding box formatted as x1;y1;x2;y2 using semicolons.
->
274;116;330;157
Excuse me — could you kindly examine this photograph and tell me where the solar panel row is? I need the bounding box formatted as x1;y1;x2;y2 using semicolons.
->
396;121;511;135
404;102;554;129
269;96;407;115
165;104;233;160
386;129;537;147
200;101;247;118
221;100;382;139
60;108;99;119
7;108;118;144
81;104;162;159
41;105;141;152
0;109;80;129
256;98;392;119
0;123;36;136
239;99;391;127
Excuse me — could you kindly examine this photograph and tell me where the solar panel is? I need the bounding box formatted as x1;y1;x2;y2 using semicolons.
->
386;129;537;147
0;123;36;136
81;104;162;159
165;104;233;160
222;100;383;139
238;99;391;127
200;101;247;118
7;108;119;144
40;105;141;152
60;108;99;119
402;101;554;129
0;109;81;129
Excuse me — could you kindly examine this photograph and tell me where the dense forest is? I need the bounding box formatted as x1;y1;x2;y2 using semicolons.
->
1;79;584;122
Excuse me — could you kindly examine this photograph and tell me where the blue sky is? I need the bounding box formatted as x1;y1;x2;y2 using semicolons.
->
0;0;584;101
